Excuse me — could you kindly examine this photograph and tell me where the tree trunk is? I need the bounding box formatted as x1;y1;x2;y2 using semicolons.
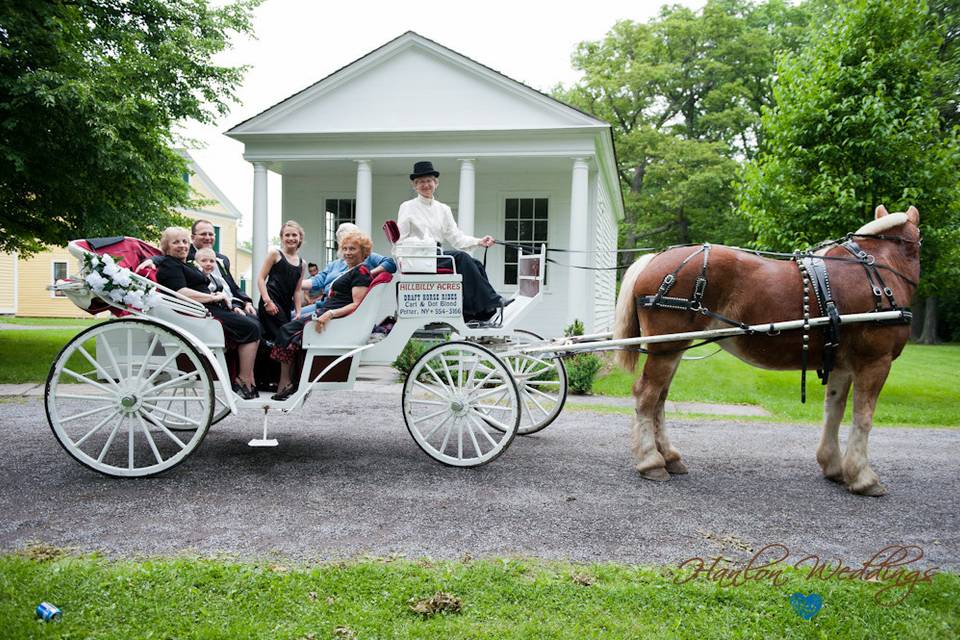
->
917;296;940;344
910;297;924;342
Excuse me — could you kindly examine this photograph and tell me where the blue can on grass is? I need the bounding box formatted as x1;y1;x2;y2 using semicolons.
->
36;602;62;622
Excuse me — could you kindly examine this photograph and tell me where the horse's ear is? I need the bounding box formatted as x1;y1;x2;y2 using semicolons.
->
875;205;889;219
906;205;920;225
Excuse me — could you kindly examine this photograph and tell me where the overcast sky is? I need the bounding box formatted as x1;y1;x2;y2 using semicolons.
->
179;0;705;240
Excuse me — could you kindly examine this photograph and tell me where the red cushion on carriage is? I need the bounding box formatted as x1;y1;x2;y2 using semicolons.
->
76;236;162;269
73;237;163;316
383;220;401;244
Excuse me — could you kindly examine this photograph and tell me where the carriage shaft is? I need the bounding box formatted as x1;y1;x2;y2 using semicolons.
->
513;310;909;356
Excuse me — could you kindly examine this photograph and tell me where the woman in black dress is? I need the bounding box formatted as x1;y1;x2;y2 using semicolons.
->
269;230;374;401
256;220;307;342
155;227;261;399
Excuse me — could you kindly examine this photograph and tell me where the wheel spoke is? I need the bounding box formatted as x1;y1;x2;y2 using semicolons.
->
413;379;449;401
136;334;161;381
56;394;113;402
60;403;117;424
468;414;499;447
522;387;551;417
473;403;513;412
525;379;561;386
410;398;447;406
135;413;165;465
142;395;206;403
144;370;199;395
61;367;117;395
127;419;135;470
99;336;125;383
438;416;454;453
464;418;483;457
76;344;121;390
142;412;188;449
470;384;510;402
422;362;450;392
138;348;184;388
468;407;511;432
141;402;201;427
97;416;124;463
440;354;456;389
526;385;560;402
411;407;451;424
421;412;453;441
75;409;122;446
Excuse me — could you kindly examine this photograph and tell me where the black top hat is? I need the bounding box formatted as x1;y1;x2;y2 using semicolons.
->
410;161;440;180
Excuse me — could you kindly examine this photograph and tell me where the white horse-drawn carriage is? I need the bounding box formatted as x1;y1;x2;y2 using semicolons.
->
47;232;568;477
47;206;920;496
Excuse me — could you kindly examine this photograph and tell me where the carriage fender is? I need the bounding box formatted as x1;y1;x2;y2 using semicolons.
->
129;314;238;416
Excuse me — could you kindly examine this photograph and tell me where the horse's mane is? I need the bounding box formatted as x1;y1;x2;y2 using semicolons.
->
854;212;908;236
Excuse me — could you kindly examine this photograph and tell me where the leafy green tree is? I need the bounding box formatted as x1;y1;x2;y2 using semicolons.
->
0;0;259;256
556;1;811;264
739;0;960;342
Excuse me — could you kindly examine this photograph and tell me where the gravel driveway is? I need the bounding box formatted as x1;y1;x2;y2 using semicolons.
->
2;392;957;571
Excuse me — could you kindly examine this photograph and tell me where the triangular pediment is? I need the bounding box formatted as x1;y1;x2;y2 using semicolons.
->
228;32;606;135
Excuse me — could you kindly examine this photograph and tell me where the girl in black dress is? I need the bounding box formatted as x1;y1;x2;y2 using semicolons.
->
155;227;261;399
269;230;374;401
256;221;306;342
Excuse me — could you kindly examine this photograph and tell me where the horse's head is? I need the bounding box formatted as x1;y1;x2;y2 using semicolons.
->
857;205;921;260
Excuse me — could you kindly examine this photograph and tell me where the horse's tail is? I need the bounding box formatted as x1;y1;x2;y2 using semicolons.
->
614;253;656;372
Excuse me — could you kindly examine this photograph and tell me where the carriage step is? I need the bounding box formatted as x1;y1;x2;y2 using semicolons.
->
248;407;279;447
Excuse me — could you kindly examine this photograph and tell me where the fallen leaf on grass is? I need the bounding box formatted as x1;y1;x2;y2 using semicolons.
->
333;626;356;639
572;573;595;586
409;592;463;617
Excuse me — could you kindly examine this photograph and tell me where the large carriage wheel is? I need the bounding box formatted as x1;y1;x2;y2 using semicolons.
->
499;329;568;436
402;341;520;467
45;319;214;477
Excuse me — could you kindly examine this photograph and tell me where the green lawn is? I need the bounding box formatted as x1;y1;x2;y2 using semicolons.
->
1;553;957;639
0;316;100;327
591;343;960;427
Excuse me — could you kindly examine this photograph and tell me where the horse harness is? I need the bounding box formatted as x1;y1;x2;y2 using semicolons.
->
636;237;914;403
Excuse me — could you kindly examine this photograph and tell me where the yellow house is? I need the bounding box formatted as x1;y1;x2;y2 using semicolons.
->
0;151;244;318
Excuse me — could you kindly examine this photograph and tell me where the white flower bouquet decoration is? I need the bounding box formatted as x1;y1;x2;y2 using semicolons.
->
81;253;161;312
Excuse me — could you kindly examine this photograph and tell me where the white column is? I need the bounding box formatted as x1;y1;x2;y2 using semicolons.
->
568;158;591;327
252;162;269;305
457;158;476;237
355;159;372;237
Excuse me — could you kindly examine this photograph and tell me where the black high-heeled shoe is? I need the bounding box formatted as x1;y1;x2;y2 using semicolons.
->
234;381;258;400
271;384;296;401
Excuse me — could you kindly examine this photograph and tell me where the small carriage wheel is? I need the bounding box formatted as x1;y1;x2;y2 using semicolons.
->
499;329;568;436
45;319;214;477
402;341;520;467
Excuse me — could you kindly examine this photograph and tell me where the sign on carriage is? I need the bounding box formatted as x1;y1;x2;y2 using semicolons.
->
397;280;463;319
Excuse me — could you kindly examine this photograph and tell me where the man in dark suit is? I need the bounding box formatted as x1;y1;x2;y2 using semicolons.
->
188;219;256;316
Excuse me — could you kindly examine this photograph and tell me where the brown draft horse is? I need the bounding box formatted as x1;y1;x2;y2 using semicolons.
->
613;206;921;496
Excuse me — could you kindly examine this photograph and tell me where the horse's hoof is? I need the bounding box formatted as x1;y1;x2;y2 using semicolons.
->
823;471;844;484
665;460;689;475
852;482;887;497
639;467;671;482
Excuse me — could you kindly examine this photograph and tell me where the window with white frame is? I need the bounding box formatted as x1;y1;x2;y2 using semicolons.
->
503;197;548;285
51;261;68;297
324;198;356;263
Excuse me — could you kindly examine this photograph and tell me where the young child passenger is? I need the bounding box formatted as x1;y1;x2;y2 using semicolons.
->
195;247;244;315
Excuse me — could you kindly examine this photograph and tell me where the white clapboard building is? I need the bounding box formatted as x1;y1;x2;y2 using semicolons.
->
227;31;623;337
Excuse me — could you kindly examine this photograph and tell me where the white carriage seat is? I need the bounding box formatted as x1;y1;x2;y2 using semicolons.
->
302;272;395;349
501;245;546;327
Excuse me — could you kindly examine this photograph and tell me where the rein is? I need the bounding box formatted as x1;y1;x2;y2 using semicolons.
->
495;233;919;284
